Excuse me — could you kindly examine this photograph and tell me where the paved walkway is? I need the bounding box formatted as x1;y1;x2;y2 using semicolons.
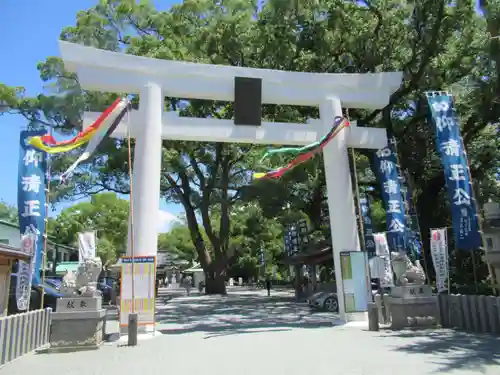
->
2;288;499;375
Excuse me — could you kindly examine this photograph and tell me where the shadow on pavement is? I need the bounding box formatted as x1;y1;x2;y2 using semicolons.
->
156;293;337;338
380;329;500;373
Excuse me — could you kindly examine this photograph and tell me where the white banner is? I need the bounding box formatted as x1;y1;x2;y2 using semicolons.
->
430;228;449;293
78;231;96;262
16;233;36;310
368;256;386;280
373;232;394;287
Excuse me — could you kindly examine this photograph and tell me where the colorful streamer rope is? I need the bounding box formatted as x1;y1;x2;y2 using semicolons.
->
252;116;350;180
28;98;124;154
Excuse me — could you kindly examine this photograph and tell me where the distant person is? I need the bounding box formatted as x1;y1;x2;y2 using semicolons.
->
265;277;271;297
183;275;193;296
198;280;205;293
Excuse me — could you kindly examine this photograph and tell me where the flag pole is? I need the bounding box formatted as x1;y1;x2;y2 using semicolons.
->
40;126;52;310
350;147;365;251
403;169;431;286
391;134;430;282
345;109;365;250
125;98;137;339
459;131;496;295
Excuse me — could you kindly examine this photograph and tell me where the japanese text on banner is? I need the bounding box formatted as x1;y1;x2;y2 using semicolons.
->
373;137;407;252
16;233;37;310
426;94;481;250
430;229;449;293
359;195;376;258
17;130;47;286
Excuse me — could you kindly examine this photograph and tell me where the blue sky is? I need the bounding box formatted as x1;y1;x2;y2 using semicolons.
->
0;0;183;231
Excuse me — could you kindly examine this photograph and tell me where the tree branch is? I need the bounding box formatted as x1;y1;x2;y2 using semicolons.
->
362;2;447;129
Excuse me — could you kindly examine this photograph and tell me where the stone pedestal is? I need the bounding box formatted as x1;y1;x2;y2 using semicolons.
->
388;285;438;330
46;296;105;352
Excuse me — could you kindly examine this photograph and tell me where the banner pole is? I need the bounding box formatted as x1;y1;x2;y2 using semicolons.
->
471;250;479;293
349;147;365;251
123;98;140;345
404;170;430;285
427;92;492;294
445;228;451;293
126;104;136;314
430;228;438;295
459;136;496;295
40;126;52;310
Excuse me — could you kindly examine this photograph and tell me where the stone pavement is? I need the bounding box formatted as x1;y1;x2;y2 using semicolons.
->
2;288;499;375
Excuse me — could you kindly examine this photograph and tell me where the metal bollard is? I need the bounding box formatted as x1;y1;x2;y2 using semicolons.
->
368;302;379;331
128;313;138;346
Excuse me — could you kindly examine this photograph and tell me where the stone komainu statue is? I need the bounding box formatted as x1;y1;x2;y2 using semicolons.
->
390;252;426;286
60;257;103;297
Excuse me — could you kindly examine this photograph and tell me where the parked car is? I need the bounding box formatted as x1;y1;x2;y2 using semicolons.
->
98;282;112;304
45;278;62;290
98;277;118;304
8;274;63;315
307;281;380;313
307;291;339;312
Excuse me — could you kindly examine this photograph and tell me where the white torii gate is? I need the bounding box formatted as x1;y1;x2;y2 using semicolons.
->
59;41;403;323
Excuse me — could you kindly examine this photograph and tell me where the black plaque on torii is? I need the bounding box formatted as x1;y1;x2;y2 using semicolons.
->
234;76;262;126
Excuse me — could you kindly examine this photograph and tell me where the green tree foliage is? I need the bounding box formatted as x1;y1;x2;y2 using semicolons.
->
158;222;200;264
0;201;18;225
50;193;129;265
1;0;500;292
158;203;284;280
226;203;283;279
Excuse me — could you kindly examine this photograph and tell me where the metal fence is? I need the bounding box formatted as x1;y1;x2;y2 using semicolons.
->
439;294;500;335
0;308;52;367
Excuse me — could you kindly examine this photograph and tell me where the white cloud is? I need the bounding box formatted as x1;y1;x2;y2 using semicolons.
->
157;210;181;233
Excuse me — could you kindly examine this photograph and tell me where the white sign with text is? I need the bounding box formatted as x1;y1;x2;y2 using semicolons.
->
373;232;394;288
78;231;96;262
430;228;449;293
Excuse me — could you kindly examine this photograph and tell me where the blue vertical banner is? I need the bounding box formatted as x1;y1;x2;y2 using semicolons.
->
359;194;376;258
17;130;47;285
426;93;481;250
399;172;422;257
373;137;407;252
297;219;309;249
284;225;294;257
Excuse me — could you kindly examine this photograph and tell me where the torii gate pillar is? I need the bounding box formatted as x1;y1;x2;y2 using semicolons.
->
127;83;164;258
320;98;361;322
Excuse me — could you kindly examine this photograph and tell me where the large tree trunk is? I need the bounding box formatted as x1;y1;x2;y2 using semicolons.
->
204;261;227;295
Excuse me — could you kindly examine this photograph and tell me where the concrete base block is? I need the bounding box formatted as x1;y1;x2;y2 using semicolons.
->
388;295;439;330
47;297;105;352
345;311;368;323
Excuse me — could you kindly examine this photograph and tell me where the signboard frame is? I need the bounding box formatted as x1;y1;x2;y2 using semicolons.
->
119;255;156;328
339;251;371;313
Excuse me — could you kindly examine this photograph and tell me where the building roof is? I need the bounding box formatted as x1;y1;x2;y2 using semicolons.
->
280;242;333;266
0;243;30;261
55;261;80;275
0;219;78;253
184;263;203;272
